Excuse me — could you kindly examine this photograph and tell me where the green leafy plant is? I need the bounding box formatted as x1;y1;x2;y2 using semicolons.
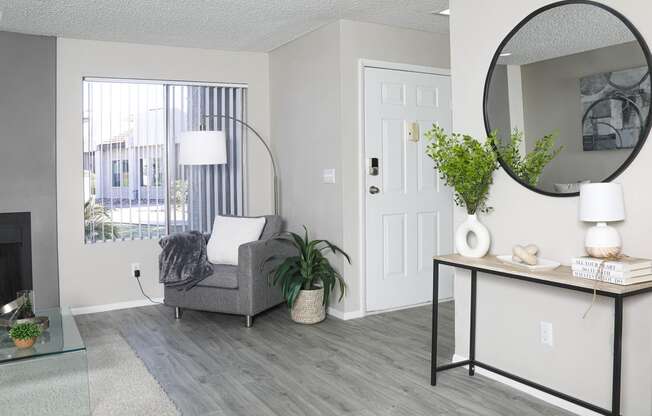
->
172;179;189;206
266;226;350;308
84;197;120;241
425;125;499;215
494;129;563;186
9;322;41;340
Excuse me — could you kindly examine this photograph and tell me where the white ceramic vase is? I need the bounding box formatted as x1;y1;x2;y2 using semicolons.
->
455;214;490;258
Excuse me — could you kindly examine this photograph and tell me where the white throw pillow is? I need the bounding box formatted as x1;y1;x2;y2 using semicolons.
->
206;216;267;265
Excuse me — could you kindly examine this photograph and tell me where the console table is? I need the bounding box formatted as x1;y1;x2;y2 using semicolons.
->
431;254;652;416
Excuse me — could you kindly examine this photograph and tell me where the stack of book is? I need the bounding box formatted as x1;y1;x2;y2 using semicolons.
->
571;257;652;285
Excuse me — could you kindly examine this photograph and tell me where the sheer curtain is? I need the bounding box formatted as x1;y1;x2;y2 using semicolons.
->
167;85;247;234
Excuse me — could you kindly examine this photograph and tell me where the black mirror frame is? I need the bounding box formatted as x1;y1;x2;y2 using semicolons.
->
482;0;652;197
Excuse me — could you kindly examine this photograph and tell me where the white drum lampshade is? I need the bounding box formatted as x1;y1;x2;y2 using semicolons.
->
178;130;227;165
579;183;625;258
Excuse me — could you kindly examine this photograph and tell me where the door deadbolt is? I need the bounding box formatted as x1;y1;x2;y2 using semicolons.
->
369;157;379;176
369;186;380;194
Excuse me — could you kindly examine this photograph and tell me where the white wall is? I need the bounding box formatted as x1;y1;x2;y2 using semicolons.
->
270;20;451;315
451;1;652;413
57;38;271;308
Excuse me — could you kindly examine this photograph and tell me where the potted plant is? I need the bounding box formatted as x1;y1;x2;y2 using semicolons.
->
9;322;41;349
425;125;499;258
266;226;350;324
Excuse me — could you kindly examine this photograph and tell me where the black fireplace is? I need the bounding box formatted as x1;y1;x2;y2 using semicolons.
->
0;213;32;306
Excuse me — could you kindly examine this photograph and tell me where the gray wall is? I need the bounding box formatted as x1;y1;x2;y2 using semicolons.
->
270;21;343;271
58;38;271;309
451;1;652;413
0;31;58;308
270;20;451;314
521;41;645;191
338;20;451;314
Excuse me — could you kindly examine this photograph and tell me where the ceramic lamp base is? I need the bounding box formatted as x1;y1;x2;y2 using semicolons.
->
585;222;622;259
586;246;621;258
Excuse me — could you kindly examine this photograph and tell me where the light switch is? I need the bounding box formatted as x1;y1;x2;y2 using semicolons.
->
322;169;336;184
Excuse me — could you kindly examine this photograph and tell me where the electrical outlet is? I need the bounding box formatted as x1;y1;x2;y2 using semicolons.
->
131;263;141;278
540;321;554;347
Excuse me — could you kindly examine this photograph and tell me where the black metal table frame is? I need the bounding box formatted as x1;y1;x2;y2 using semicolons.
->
431;258;652;416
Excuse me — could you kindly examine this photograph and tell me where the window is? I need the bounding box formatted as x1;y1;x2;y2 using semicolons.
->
151;158;162;187
139;158;149;187
83;79;247;243
140;158;163;187
112;160;129;187
112;161;121;187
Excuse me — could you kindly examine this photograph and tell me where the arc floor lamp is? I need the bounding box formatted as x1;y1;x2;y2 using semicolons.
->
178;115;279;215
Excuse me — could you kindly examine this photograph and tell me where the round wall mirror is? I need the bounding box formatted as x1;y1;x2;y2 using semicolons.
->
484;1;652;196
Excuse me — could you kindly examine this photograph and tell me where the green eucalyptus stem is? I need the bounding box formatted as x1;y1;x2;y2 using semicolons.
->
494;128;563;186
424;125;499;215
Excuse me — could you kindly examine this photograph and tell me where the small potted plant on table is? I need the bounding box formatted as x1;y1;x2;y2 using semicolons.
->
9;322;41;349
266;226;350;324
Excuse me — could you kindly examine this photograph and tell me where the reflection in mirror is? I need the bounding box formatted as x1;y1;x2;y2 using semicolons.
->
485;2;651;195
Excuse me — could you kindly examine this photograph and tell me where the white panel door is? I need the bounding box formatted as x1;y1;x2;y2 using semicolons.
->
365;67;453;312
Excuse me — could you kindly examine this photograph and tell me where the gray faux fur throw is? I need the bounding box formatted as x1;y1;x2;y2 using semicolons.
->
158;231;213;290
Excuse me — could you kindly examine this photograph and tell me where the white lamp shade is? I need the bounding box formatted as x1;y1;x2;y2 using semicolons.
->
178;130;227;165
579;182;625;222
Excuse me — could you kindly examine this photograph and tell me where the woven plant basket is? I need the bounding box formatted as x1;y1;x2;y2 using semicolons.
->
291;287;326;324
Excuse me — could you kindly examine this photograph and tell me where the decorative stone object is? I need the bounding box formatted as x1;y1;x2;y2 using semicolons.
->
512;244;539;265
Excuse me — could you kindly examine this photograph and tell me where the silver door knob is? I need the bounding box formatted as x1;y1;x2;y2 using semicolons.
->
369;186;380;194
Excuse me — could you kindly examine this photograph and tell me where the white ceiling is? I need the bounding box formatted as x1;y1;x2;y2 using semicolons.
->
0;0;450;52
497;3;637;66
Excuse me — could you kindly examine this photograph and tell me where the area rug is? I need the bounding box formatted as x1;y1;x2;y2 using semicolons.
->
87;333;180;416
0;331;178;416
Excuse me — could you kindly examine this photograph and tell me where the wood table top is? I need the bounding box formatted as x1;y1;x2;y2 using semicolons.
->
433;254;652;296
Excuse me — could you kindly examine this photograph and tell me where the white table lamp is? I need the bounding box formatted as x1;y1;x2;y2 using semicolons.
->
178;130;227;165
579;183;625;258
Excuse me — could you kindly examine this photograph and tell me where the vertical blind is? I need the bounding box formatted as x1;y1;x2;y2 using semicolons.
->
167;85;246;234
83;79;247;243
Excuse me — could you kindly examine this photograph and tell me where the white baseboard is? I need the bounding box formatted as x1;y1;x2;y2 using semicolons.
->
70;298;164;316
451;354;600;416
328;297;453;321
327;307;365;320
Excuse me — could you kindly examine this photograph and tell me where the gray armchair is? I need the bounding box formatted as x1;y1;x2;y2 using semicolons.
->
164;215;293;327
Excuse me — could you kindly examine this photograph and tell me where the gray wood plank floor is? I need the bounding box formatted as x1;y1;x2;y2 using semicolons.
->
76;302;573;416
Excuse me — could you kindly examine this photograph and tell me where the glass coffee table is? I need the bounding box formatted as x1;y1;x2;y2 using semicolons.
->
0;308;90;415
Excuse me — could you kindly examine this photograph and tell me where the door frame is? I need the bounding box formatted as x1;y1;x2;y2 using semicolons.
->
358;59;452;316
